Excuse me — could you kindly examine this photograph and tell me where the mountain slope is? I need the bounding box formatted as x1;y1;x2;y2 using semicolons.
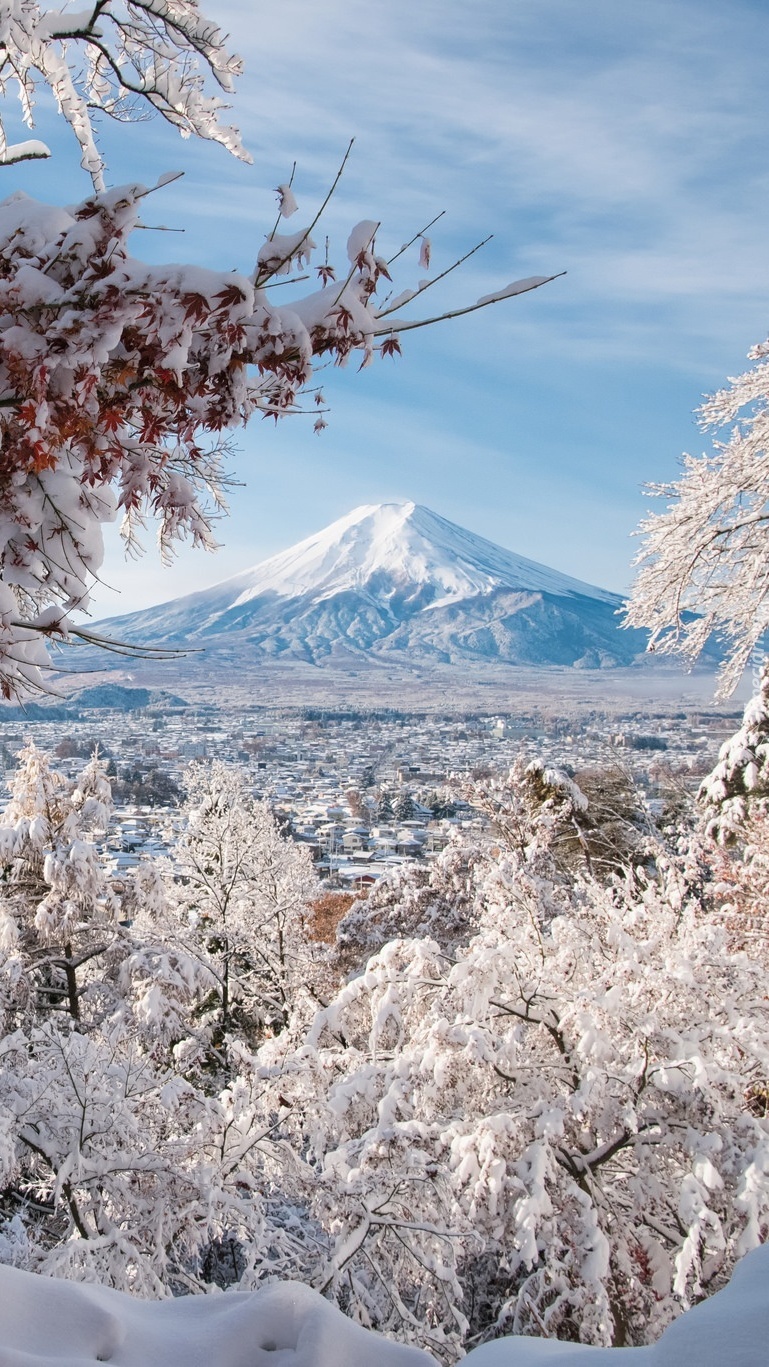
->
94;501;646;669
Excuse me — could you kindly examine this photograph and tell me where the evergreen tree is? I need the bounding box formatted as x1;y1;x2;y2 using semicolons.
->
699;666;769;842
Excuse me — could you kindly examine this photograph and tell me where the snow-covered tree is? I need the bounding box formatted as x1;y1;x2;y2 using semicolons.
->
0;745;320;1294
0;741;122;1028
695;668;769;955
0;1007;319;1292
699;665;769;843
465;759;650;886
168;761;319;1046
334;830;483;977
625;337;769;695
260;805;769;1358
1;739;766;1352
0;740;210;1049
705;807;769;960
0;2;558;700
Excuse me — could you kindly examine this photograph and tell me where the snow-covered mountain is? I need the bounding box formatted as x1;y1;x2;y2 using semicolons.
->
94;502;646;669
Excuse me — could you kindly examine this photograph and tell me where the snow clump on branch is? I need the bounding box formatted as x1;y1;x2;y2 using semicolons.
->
0;0;249;189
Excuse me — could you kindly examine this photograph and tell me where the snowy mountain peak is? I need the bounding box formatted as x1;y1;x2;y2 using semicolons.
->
94;502;642;670
224;500;619;609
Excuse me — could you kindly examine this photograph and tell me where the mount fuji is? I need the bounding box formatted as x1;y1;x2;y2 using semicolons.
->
93;502;647;670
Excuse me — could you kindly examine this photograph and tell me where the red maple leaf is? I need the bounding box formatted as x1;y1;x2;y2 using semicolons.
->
213;282;247;310
380;335;402;359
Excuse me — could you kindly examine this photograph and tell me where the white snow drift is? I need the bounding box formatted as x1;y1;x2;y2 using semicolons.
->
0;1244;766;1366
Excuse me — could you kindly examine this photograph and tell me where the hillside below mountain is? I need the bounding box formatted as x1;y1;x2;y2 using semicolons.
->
93;502;648;670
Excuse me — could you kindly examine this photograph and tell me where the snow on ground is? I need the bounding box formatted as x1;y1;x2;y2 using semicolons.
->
0;1270;430;1367
465;1245;769;1366
0;1245;766;1367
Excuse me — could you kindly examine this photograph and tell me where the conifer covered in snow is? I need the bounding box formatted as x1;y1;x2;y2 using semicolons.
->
699;665;769;842
696;668;769;954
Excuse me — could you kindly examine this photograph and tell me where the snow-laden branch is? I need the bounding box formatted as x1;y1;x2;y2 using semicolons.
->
260;804;769;1354
624;336;769;695
0;138;51;164
0;0;249;190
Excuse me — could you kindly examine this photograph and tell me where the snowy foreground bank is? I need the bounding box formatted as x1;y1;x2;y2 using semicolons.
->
0;1246;766;1367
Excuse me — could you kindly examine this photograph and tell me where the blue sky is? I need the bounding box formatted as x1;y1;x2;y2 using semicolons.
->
8;0;769;614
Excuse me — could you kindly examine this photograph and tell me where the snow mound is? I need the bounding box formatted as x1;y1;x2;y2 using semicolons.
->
0;1245;766;1367
0;1267;430;1367
463;1243;769;1366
